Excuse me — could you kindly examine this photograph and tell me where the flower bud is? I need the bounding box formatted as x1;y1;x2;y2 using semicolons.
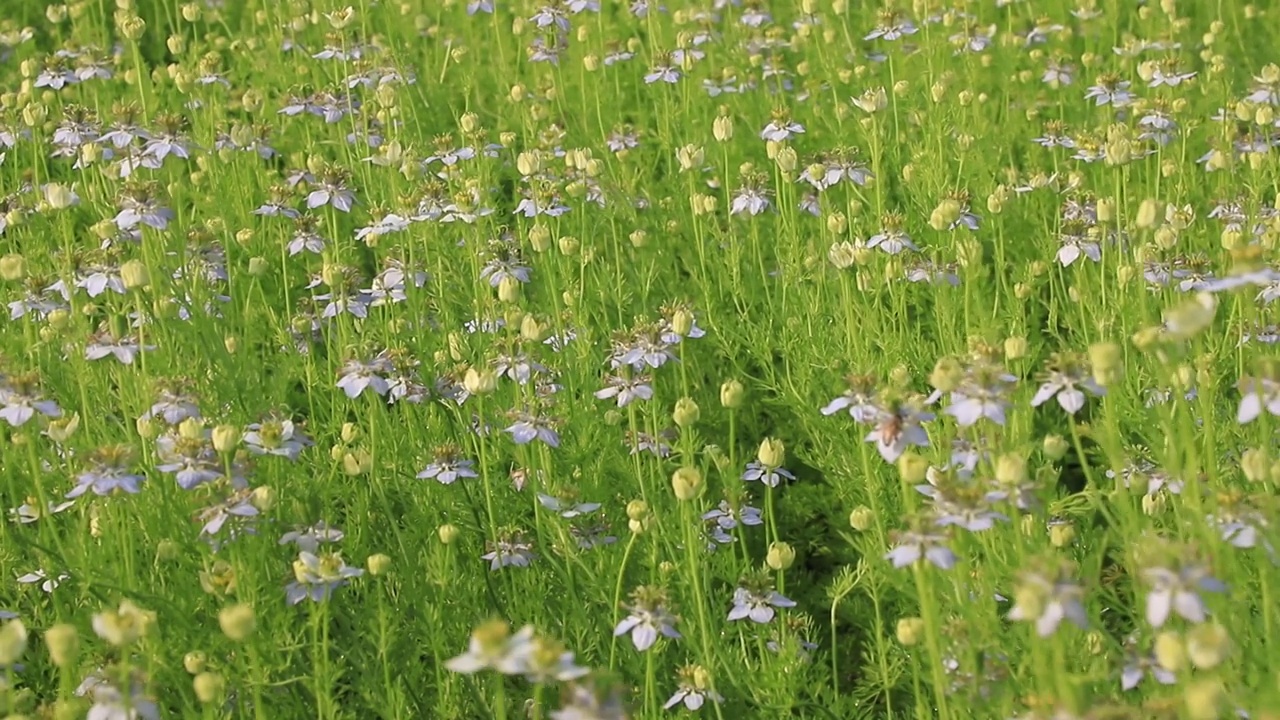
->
211;424;240;453
1241;448;1269;482
193;672;225;704
342;448;372;475
1136;198;1161;229
775;146;797;173
437;523;459;544
0;254;27;281
713;115;734;142
218;604;256;641
1184;679;1225;720
184;651;207;674
1049;521;1075;547
1089;341;1123;386
464;367;497;395
1042;434;1069;460
44;182;78;209
0;619;28;666
756;437;785;468
928;198;962;231
849;505;874;531
671;467;704;501
1004;336;1028;360
1186;623;1230;669
673;397;700;428
336;422;359;445
516;151;541;176
120;259;151;289
676;144;704;172
720;379;744;408
926;358;962;393
497;275;522;302
366;553;392;576
626;500;649;521
995;454;1027;485
766;541;796;570
896;617;924;645
178;417;205;440
44;624;79;668
896;452;929;483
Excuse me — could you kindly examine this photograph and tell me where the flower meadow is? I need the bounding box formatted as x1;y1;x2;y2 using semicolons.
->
4;0;1280;718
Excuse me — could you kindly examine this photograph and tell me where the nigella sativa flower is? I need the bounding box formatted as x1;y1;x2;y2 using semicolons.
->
417;446;478;485
67;446;145;498
664;664;723;711
521;634;591;684
154;432;223;490
946;364;1017;427
278;521;344;554
243;417;312;461
1236;375;1280;424
336;357;393;399
197;488;259;542
614;585;681;651
483;530;536;571
1006;565;1089;637
820;374;880;422
886;527;957;570
865;398;934;463
593;373;654;407
741;461;795;488
0;374;62;427
537;493;601;518
1142;562;1227;627
445;620;534;675
504;410;561;448
1030;353;1105;414
285;551;364;605
727;580;796;624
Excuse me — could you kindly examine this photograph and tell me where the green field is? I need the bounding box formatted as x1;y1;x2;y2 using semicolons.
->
3;0;1280;718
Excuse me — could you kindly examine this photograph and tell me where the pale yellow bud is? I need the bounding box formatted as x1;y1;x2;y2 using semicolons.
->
848;505;874;531
1042;434;1069;460
720;379;744;408
0;619;28;666
44;624;79;668
1186;623;1230;669
0;254;26;281
928;198;961;231
1184;679;1224;720
184;651;207;674
366;553;392;576
713;115;734;142
463;367;497;395
211;424;240;453
676;144;704;172
757;437;785;468
673;397;700;428
193;672;225;704
671;466;704;501
437;524;459;544
896;617;924;645
766;541;796;570
995;453;1027;485
1004;336;1028;360
218;604;256;641
1241;448;1270;482
897;453;929;483
120;259;150;289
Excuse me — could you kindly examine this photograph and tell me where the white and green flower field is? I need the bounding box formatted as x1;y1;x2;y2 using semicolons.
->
2;0;1280;718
